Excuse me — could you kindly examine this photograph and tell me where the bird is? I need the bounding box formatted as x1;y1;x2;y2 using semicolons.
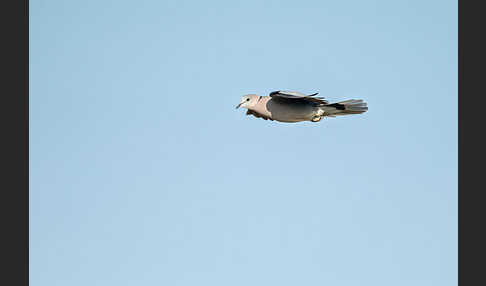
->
235;90;368;123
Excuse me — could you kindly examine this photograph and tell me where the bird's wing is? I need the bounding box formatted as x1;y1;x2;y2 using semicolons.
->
246;109;273;121
269;90;328;105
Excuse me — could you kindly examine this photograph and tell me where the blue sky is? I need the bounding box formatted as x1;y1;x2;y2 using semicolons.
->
30;1;457;285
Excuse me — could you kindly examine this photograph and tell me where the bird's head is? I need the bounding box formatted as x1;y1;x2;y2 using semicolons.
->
235;94;259;110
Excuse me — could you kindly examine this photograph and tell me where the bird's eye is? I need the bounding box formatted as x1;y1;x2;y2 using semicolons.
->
246;98;250;101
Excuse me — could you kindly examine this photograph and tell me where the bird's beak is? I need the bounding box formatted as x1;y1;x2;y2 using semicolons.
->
235;102;242;109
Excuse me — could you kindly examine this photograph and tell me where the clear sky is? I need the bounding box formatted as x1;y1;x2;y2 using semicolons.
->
30;1;457;285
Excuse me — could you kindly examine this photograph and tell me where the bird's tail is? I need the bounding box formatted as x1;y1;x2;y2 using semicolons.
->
320;99;368;117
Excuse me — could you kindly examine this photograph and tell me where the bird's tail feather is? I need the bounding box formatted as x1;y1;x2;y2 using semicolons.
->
321;99;368;117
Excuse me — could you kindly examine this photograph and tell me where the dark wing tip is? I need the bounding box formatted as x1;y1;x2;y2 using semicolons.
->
270;90;319;97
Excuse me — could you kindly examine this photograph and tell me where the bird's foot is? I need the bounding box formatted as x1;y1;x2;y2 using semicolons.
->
311;116;322;122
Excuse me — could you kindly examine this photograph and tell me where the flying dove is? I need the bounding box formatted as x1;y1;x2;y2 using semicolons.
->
236;91;368;123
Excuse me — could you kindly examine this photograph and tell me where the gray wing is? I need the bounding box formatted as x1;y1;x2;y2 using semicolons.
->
269;90;329;105
246;109;273;121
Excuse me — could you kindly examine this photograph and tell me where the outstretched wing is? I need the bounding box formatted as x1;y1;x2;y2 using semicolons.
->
269;90;328;105
246;109;273;121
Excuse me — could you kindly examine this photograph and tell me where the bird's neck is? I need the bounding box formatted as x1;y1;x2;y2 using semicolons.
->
249;96;271;117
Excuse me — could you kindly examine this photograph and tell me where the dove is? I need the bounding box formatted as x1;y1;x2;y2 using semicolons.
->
236;90;368;123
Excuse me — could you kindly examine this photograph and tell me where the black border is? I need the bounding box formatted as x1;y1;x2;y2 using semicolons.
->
1;0;29;285
459;0;485;285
